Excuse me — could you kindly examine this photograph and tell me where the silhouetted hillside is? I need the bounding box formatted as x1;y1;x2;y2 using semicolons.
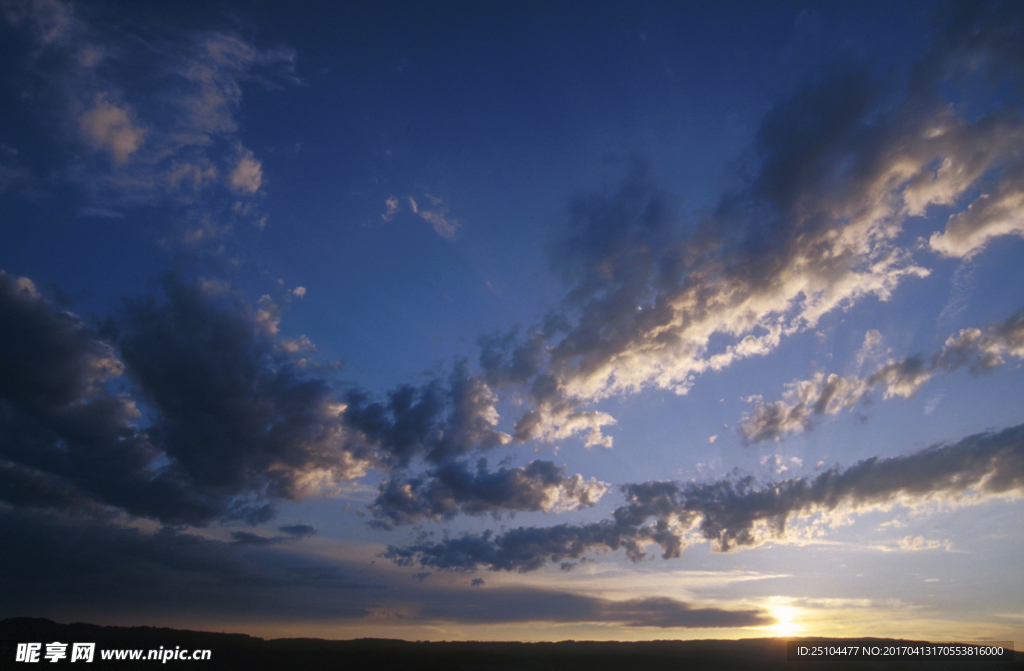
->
2;618;1018;671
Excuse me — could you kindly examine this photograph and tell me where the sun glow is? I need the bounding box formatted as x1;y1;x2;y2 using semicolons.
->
769;605;804;637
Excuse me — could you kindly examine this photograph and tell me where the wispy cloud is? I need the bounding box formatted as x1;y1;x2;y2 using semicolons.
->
381;195;399;222
382;193;461;238
1;0;294;228
740;307;1024;443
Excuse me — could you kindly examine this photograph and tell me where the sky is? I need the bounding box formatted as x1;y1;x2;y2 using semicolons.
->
1;0;1023;645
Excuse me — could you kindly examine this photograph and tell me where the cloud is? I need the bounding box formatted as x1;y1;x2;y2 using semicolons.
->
0;508;376;622
279;523;317;537
3;266;597;528
418;209;459;239
119;277;370;504
929;171;1024;259
341;362;511;468
386;423;1024;571
0;270;219;523
740;373;870;444
384;479;693;572
2;0;78;48
417;589;772;628
598;597;772;629
230;524;316;546
230;531;284;546
369;459;608;529
0;145;33;195
386;194;459;238
228;145;262;194
1;0;294;222
0;270;377;526
382;195;399;222
740;307;1024;442
897;535;944;552
457;7;1024;452
77;93;146;164
0;505;773;629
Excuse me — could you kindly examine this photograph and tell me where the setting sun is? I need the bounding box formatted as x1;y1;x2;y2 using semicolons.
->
768;606;804;638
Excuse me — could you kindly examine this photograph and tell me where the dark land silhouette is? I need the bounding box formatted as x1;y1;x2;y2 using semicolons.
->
2;618;1019;671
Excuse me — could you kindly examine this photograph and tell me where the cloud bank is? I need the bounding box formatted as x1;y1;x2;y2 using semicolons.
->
0;270;606;528
385;424;1024;572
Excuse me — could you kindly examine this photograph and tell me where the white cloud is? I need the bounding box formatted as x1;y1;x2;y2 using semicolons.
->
740;307;1024;442
419;210;459;239
78;93;145;164
382;195;399;222
897;535;943;552
929;179;1024;259
405;193;459;239
229;146;262;194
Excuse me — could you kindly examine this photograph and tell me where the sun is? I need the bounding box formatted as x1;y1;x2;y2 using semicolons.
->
769;606;804;637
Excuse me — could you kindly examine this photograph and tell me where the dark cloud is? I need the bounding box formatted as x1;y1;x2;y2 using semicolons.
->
0;271;227;524
231;531;283;546
369;458;607;529
1;507;771;629
384;520;669;574
417;588;772;628
119;277;368;504
342;361;511;467
686;423;1024;552
0;271;379;526
279;524;316;537
10;0;1021;536
4;267;617;530
601;597;771;629
0;509;375;623
231;524;317;545
549;161;678;286
386;424;1024;571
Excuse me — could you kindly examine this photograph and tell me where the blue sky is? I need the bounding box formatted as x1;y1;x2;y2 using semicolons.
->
2;0;1023;643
